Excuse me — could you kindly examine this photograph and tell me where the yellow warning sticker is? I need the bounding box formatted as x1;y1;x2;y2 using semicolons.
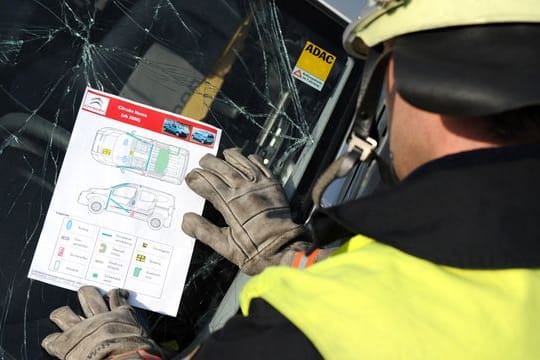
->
292;41;336;91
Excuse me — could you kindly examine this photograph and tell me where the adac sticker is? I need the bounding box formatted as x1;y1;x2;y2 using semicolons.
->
292;41;336;91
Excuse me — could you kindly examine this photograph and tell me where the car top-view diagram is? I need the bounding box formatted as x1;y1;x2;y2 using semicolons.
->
78;183;175;230
91;127;189;184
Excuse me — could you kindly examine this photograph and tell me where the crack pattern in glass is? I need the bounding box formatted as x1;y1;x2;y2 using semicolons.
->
0;0;350;357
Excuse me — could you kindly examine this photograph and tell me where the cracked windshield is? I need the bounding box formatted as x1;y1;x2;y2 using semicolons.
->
0;0;353;357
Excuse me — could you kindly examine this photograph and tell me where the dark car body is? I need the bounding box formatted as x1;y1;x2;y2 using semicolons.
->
0;0;388;357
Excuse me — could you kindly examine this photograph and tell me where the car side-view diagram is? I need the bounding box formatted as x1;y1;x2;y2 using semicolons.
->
91;127;189;184
163;119;190;138
191;130;215;145
78;183;175;230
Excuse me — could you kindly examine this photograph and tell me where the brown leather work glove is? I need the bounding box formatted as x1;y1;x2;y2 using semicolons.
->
182;148;331;275
42;286;163;360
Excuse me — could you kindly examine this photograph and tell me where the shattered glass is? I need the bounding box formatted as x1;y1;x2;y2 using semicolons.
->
0;0;355;357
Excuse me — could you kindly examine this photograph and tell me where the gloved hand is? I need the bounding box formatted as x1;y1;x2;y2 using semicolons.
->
182;148;331;275
42;286;163;360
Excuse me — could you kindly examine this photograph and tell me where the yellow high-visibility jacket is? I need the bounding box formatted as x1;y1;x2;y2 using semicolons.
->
231;147;540;359
241;234;540;359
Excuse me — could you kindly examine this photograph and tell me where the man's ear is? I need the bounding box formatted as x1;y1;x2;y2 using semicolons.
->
385;57;397;116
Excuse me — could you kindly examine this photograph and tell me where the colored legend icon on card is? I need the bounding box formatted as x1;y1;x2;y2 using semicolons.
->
133;267;142;277
136;254;146;263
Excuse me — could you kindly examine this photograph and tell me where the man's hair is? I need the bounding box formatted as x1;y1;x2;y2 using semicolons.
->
487;106;540;144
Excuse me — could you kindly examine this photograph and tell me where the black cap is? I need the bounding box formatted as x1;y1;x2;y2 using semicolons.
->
393;24;540;117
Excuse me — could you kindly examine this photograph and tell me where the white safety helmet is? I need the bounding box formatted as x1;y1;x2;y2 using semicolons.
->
343;0;540;117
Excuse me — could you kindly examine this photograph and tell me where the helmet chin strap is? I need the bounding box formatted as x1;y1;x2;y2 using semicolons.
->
304;49;397;254
309;49;397;220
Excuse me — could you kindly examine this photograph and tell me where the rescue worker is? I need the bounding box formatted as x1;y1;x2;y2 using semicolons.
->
41;0;540;358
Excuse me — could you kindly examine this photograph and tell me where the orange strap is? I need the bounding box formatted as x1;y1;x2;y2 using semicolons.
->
108;349;162;360
291;249;321;269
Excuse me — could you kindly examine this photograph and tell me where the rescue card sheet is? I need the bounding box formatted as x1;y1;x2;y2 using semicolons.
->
29;87;221;316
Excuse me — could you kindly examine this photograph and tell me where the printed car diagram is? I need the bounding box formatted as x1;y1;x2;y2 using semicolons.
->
78;183;174;230
91;127;189;184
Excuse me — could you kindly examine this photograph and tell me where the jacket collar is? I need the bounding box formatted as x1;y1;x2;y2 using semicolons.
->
312;144;540;269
